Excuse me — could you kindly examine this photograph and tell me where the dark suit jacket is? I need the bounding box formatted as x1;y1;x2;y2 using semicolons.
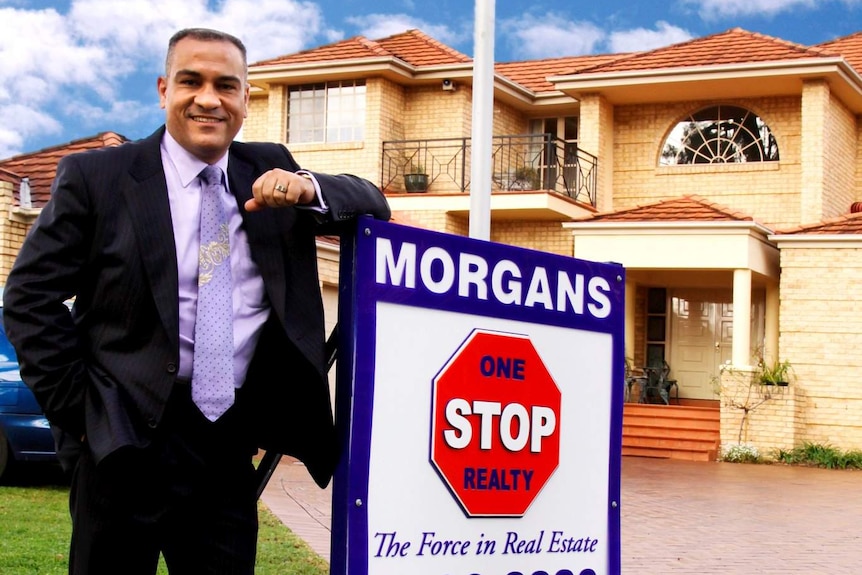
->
2;127;391;487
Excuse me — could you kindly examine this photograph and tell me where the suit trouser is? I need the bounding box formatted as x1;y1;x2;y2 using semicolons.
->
68;382;259;575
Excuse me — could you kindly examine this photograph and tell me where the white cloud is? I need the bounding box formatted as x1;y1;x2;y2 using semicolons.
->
499;14;605;60
0;104;62;159
0;0;332;157
346;13;465;46
682;0;818;20
608;21;693;53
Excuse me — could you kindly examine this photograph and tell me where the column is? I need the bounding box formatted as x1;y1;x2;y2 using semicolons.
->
732;268;752;367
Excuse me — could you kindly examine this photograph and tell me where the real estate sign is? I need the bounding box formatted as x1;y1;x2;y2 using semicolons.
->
331;217;625;575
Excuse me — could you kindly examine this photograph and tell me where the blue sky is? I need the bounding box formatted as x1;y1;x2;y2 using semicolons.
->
1;0;861;158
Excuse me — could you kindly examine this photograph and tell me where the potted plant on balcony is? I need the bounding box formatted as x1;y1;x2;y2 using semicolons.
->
511;165;541;190
404;164;429;193
758;358;794;387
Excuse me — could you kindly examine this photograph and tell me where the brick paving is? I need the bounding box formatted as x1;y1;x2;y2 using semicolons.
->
261;455;862;574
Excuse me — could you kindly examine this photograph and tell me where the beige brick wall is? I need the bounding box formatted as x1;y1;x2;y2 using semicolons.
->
244;95;269;142
779;245;862;450
613;97;804;228
392;211;468;236
491;221;572;256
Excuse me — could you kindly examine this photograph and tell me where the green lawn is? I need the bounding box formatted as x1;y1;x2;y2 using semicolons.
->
0;467;330;575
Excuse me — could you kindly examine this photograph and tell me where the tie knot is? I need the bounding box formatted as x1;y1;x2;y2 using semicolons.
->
200;165;223;187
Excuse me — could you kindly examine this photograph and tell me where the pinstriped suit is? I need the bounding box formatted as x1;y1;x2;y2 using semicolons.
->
3;126;391;488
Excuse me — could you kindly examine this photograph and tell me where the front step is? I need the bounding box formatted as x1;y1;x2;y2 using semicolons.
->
622;403;720;461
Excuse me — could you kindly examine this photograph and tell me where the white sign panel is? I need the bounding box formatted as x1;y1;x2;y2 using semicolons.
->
331;218;625;575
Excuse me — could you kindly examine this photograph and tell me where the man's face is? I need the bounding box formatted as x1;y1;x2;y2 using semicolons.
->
158;37;249;164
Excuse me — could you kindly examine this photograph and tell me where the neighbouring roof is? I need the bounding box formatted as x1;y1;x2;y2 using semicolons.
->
0;132;127;208
573;195;755;223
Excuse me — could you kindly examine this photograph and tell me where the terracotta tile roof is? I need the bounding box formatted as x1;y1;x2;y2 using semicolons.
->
0;131;127;208
576;28;832;75
496;54;628;93
814;31;862;75
376;29;471;66
575;195;754;223
252;29;470;68
777;210;862;235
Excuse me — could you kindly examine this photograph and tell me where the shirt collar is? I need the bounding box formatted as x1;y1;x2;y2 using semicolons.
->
162;131;230;188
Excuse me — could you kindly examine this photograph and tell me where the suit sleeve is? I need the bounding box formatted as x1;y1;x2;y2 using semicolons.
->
2;156;91;439
267;143;391;226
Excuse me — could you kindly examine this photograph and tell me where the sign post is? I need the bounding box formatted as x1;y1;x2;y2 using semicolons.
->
331;217;625;575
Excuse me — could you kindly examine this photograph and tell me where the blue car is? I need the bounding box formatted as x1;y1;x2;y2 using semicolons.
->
0;305;58;480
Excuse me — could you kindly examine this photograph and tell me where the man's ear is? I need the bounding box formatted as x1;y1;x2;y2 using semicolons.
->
157;76;167;109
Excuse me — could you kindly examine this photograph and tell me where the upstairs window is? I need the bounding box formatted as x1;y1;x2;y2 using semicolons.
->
660;105;779;165
287;80;366;144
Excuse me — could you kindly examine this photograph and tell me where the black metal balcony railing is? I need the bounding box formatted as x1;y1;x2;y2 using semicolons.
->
381;134;597;206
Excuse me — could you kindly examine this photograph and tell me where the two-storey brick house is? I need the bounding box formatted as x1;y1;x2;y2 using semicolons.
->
3;26;862;460
240;27;862;459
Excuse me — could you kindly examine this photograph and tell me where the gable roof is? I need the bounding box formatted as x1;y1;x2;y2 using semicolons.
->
575;28;833;75
252;29;471;68
575;195;754;223
0;131;127;208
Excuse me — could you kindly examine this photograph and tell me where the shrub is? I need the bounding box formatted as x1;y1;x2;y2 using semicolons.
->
777;442;862;469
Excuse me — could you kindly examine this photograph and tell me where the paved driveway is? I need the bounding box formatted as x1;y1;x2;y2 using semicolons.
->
262;455;862;574
621;456;862;574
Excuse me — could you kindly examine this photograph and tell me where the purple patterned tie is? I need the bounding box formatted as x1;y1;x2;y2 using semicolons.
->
192;165;234;421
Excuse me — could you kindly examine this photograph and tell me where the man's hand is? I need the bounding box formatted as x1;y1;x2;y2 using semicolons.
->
245;168;316;212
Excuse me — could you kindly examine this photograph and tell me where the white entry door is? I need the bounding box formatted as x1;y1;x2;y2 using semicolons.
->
669;289;733;400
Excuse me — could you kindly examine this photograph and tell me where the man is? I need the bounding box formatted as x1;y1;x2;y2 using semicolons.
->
2;27;390;574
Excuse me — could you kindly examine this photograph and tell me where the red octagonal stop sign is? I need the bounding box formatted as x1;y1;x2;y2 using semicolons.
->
430;329;561;517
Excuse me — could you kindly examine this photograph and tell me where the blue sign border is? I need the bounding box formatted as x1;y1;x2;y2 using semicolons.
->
330;216;625;575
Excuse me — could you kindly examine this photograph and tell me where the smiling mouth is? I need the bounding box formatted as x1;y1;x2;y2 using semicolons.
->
191;116;222;124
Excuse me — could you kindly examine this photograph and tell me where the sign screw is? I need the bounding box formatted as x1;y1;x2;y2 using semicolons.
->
355;499;363;507
611;500;618;508
364;228;371;236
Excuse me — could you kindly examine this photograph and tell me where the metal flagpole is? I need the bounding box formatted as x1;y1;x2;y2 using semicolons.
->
469;0;496;241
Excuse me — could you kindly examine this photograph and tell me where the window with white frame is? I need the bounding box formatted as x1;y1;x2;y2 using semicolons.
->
660;105;779;165
287;81;366;144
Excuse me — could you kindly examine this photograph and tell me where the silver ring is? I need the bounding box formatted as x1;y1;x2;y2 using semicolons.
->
274;183;287;193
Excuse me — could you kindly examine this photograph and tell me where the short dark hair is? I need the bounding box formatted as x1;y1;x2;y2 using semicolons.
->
165;28;248;76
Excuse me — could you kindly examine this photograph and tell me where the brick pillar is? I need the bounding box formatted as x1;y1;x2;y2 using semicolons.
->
800;79;829;223
577;93;613;212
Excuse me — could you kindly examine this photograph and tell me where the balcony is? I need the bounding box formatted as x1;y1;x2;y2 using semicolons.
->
381;134;598;221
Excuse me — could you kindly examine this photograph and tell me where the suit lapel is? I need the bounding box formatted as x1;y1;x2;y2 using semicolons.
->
227;153;288;321
125;128;180;349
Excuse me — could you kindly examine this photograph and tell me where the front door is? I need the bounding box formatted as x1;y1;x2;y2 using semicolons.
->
669;289;733;400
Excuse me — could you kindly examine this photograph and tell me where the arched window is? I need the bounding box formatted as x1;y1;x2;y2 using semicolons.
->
660;105;779;165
